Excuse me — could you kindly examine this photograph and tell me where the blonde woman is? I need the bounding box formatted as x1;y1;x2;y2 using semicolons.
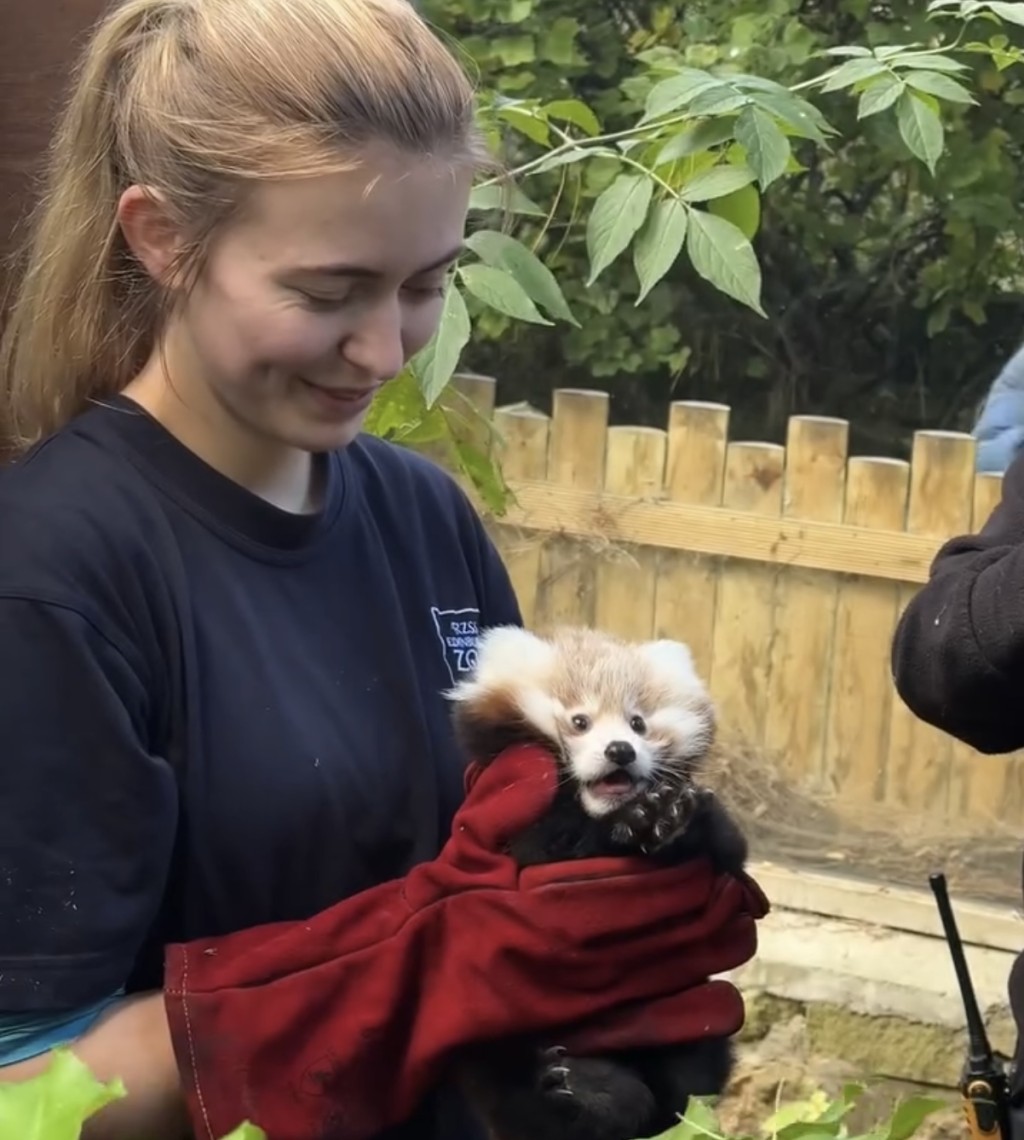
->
0;2;767;1138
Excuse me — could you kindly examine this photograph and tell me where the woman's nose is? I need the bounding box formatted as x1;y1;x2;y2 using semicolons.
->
339;295;405;381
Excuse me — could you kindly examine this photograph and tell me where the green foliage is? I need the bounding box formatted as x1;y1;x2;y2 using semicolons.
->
4;1046;948;1140
366;0;1024;501
654;1082;947;1140
0;1047;262;1139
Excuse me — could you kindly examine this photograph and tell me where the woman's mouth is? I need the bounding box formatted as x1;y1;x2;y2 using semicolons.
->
298;378;379;416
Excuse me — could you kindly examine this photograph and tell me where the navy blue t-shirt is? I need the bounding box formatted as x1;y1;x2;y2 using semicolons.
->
0;395;521;1137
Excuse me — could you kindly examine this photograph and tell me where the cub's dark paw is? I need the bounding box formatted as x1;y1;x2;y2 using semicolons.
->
610;783;699;852
536;1048;656;1140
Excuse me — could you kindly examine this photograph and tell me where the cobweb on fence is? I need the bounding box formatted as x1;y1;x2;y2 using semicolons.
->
707;742;1023;911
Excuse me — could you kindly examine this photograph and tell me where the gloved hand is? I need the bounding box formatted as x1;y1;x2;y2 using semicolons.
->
163;743;769;1140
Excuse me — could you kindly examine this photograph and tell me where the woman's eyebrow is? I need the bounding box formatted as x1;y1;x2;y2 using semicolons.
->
296;245;464;279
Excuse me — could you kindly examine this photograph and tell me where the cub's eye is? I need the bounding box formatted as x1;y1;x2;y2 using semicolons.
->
570;714;591;732
629;714;647;734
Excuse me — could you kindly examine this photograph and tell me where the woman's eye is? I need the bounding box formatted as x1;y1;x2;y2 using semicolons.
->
404;282;447;300
296;290;351;311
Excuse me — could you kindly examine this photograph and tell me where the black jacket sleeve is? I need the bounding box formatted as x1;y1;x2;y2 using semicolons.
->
891;450;1024;755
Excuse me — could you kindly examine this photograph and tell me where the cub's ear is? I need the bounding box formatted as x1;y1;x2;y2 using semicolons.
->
636;638;705;692
443;625;556;703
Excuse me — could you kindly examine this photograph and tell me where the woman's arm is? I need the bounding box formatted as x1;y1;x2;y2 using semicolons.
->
0;992;188;1139
0;595;181;1136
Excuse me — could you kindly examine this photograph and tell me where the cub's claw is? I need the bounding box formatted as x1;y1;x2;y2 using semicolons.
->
612;783;699;851
539;1046;573;1098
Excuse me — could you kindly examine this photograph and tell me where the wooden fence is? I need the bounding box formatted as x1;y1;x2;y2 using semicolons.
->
444;373;1024;834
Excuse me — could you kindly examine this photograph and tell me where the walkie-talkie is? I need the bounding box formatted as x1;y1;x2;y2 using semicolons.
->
929;872;1012;1140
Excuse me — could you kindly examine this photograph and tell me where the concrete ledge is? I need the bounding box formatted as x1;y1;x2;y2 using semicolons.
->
748;860;1023;952
724;862;1023;1085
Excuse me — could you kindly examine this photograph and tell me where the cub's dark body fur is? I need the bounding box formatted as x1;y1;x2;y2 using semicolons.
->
453;695;750;1140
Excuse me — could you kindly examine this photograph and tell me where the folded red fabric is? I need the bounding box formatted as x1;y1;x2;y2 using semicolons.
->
164;743;769;1140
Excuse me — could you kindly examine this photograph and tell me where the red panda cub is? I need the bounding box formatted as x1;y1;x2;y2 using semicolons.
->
445;624;749;1140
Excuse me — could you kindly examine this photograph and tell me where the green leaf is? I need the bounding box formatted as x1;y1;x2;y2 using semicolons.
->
747;89;833;143
655;119;736;165
735;105;791;188
540;15;579;66
679;164;758;202
0;1047;126;1140
878;1096;948;1140
633;197;689;303
464;229;578;325
686;86;752;117
904;69;978;103
469;182;545;216
708;182;761;240
685;209;766;316
415;284;473;407
896;89;945;173
533;145;616;173
585;173;654;284
641;69;723;122
220;1124;269;1140
892;53;970;71
858;75;905;117
821;57;889;91
544;98;601;136
457;263;553;325
453;438;510;515
668;1095;721;1140
496;104;550;145
987;1;1024;25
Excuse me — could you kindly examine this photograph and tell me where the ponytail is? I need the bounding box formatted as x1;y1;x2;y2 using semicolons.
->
0;1;172;458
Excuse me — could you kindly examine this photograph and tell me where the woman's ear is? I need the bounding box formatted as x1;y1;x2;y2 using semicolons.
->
116;184;183;285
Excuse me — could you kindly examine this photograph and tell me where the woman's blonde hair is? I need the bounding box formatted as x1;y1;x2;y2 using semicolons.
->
0;0;487;458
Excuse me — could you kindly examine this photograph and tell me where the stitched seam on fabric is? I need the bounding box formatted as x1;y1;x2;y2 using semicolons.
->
180;953;214;1140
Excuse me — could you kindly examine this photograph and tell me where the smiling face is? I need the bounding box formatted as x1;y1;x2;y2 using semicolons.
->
120;143;472;500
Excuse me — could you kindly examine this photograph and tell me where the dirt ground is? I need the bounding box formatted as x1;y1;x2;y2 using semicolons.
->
715;1015;966;1140
708;743;1023;910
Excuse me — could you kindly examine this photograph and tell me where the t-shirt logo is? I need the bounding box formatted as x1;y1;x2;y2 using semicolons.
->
430;606;480;684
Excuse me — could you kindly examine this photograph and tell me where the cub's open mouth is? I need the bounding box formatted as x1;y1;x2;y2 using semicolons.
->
586;770;645;799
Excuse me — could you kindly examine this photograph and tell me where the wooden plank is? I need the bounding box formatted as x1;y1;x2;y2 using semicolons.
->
825;457;910;807
765;416;848;789
709;441;785;748
651;401;728;678
533;389;609;632
489;404;550;628
595;427;666;640
885;430;976;816
469;481;947;584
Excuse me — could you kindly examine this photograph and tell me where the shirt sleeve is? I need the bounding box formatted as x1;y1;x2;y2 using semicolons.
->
890;448;1024;755
0;990;125;1065
0;595;178;1011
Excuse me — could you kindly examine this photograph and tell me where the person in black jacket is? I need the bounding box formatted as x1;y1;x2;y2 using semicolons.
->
891;448;1024;1122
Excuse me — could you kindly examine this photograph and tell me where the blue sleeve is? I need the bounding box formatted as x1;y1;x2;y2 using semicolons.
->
0;990;124;1065
973;345;1024;472
0;596;178;1012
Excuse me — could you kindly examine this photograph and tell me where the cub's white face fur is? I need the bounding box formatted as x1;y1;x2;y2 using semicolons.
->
447;625;716;818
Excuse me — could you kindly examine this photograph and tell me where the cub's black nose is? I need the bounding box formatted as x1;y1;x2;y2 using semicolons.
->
605;740;636;767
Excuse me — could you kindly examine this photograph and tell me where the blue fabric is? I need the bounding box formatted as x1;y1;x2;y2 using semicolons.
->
973;343;1024;472
0;990;123;1065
